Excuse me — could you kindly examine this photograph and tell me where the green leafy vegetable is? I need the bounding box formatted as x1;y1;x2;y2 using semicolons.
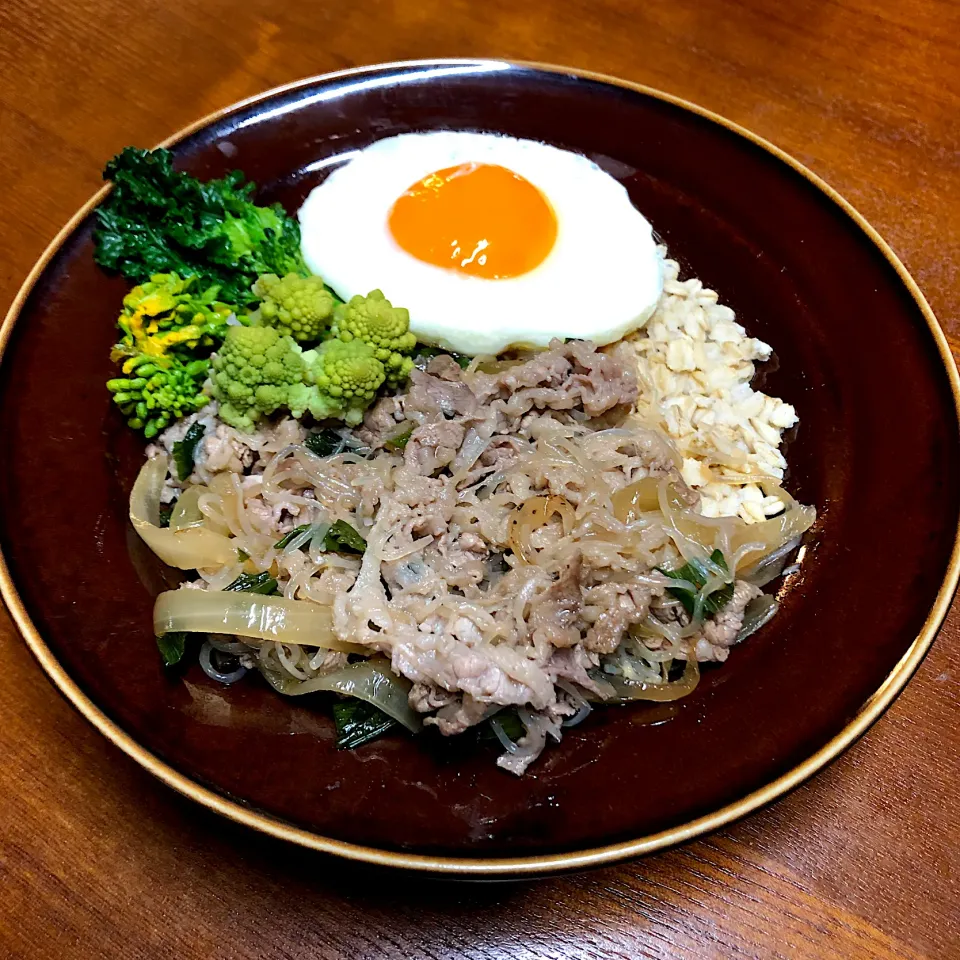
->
94;147;307;305
332;698;397;749
492;708;525;740
156;631;187;667
172;421;206;481
274;524;312;549
158;503;173;528
224;571;279;595
384;425;414;451
236;549;250;562
660;549;734;617
323;519;366;554
304;430;346;457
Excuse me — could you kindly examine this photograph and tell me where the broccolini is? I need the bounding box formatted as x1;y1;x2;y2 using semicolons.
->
111;272;236;364
107;354;209;439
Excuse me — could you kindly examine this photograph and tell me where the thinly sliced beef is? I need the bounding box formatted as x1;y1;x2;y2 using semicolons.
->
547;646;609;699
234;335;773;772
405;369;479;422
357;395;406;448
404;420;466;476
408;680;458;713
694;580;763;661
424;694;490;735
529;554;583;649
583;581;657;654
425;354;466;381
466;339;638;420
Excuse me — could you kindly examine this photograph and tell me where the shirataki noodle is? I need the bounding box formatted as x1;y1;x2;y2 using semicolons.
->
138;336;814;774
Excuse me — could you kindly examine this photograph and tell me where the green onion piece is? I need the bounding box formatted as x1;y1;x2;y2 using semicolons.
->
172;421;205;481
305;430;346;458
332;699;397;749
156;631;187;667
659;548;733;617
479;707;525;745
384;425;414;451
224;571;279;594
323;519;366;555
158;503;173;529
274;524;312;549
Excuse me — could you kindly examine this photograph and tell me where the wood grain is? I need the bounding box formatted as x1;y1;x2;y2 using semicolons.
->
1;1;958;957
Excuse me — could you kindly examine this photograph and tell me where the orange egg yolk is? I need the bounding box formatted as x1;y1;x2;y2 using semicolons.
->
388;163;557;279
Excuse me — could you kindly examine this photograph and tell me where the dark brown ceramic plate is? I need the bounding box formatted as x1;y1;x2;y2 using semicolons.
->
1;60;958;876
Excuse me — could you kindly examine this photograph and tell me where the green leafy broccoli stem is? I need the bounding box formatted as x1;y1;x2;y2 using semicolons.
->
107;355;209;439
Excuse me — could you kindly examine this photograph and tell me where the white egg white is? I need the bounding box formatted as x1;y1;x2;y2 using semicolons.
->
298;131;663;356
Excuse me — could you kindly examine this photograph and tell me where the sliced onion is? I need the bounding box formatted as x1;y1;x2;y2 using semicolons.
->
508;495;576;564
261;658;422;732
153;589;364;654
611;477;661;523
726;488;815;569
600;655;700;703
741;536;802;587
736;595;780;642
131;456;238;569
659;477;815;570
472;356;525;374
169;485;204;531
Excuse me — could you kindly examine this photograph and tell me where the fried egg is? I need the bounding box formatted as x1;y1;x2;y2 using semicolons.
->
298;132;662;356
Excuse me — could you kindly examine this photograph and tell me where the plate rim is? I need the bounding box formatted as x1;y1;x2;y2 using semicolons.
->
2;58;958;876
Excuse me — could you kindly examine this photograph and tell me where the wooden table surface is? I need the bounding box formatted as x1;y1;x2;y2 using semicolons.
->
1;1;958;957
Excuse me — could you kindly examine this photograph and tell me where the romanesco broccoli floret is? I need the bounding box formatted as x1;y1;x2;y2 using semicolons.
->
330;289;417;387
253;272;336;343
111;272;236;364
300;339;386;426
107;354;209;439
210;325;306;431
